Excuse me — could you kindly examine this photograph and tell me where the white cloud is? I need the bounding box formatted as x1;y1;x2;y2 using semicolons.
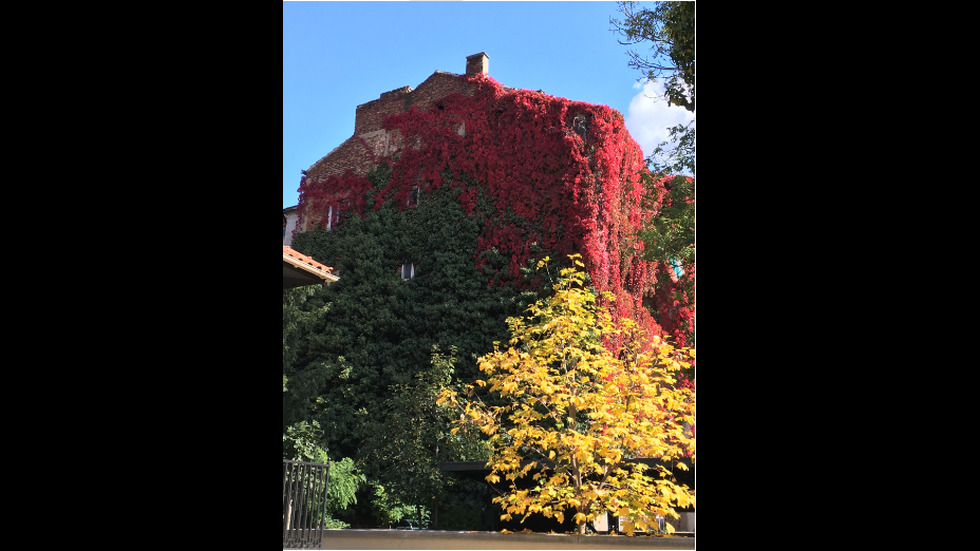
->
625;79;695;159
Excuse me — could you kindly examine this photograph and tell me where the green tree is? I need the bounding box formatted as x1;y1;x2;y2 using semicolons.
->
612;1;695;113
611;0;695;183
359;346;490;528
283;420;367;528
283;284;339;434
439;256;695;535
612;1;695;342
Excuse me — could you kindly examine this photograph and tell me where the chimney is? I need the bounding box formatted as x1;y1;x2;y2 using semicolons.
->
465;52;489;76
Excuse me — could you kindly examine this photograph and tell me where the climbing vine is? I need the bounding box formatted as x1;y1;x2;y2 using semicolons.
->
297;73;694;348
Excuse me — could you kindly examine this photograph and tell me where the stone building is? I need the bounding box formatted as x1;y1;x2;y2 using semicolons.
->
299;53;491;232
293;52;693;346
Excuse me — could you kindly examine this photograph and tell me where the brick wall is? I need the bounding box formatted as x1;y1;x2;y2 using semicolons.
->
353;86;412;137
466;52;489;76
304;67;477;187
300;56;489;232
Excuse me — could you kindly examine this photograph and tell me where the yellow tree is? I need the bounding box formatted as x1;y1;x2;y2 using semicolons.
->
439;256;695;535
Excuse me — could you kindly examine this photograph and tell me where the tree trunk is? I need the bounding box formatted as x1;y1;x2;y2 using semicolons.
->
432;495;439;529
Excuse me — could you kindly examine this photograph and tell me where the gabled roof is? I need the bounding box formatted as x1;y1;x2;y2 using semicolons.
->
283;246;339;288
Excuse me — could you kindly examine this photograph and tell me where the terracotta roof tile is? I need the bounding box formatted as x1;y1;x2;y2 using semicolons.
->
283;246;338;287
283;246;334;273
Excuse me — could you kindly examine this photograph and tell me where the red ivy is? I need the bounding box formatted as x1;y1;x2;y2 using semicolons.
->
297;74;694;349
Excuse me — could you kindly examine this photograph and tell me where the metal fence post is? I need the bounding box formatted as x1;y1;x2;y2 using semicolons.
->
283;459;331;549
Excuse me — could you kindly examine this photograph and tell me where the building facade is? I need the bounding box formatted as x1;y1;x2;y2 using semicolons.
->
294;52;692;346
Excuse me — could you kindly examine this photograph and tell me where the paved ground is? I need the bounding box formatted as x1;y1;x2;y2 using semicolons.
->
316;529;695;550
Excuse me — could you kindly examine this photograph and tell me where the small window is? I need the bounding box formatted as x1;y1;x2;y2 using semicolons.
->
401;263;415;281
408;186;420;207
328;200;352;230
571;114;589;138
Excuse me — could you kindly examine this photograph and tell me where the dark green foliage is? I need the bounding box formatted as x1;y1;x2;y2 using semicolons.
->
286;182;527;460
285;178;536;526
283;420;367;528
282;287;334;430
359;347;490;528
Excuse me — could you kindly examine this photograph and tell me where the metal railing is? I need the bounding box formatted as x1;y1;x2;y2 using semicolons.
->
283;459;331;549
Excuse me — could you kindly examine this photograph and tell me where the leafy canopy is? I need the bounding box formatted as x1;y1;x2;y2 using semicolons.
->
612;1;695;113
439;255;695;535
612;1;695;345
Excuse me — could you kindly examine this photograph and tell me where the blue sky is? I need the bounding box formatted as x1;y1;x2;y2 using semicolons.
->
283;1;692;208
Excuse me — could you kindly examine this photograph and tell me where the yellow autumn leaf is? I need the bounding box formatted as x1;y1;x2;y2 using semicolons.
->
471;258;694;532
